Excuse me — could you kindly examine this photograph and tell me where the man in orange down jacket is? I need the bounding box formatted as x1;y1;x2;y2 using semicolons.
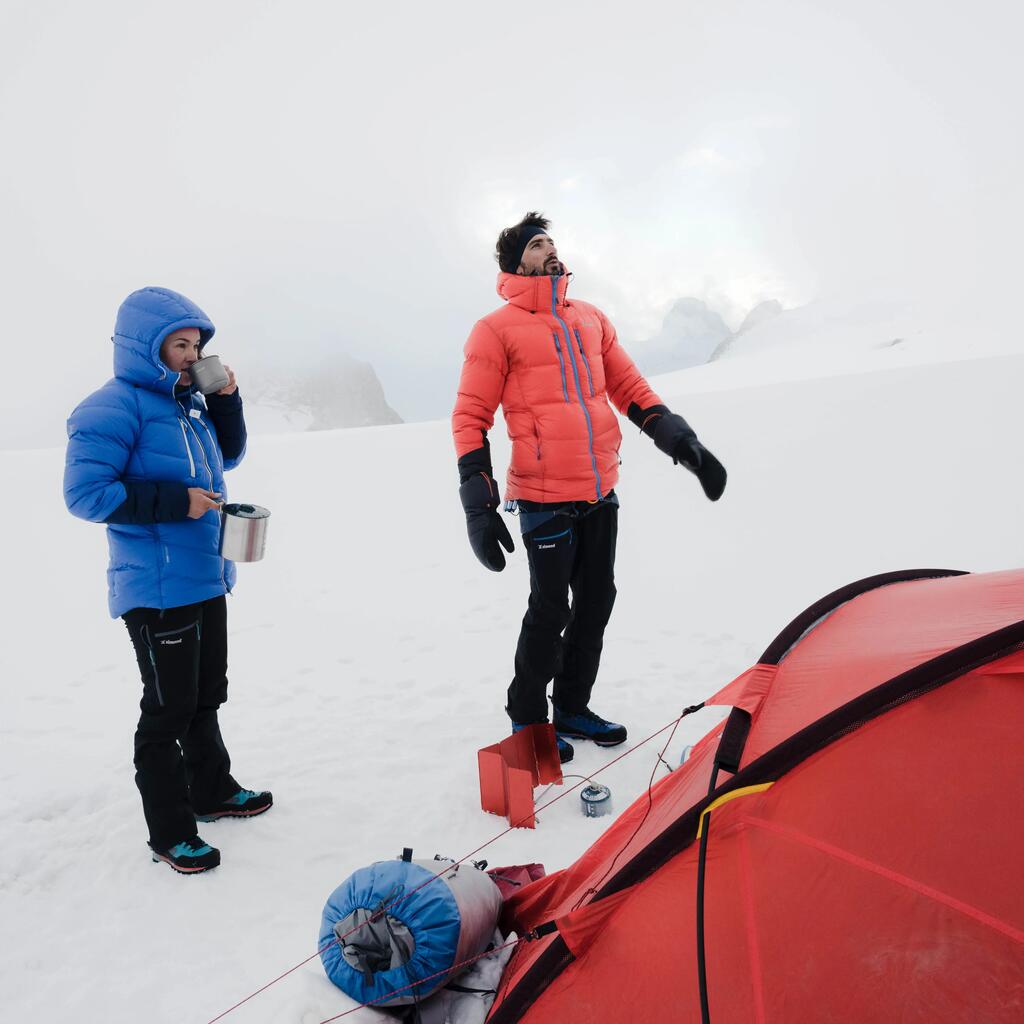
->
452;212;726;763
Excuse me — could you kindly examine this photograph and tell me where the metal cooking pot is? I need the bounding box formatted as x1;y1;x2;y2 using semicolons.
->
189;353;230;395
220;503;270;562
580;783;613;818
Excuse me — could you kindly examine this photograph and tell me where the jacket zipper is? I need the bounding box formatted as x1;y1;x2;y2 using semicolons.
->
197;418;223;472
552;279;602;500
141;625;165;707
180;406;227;589
185;416;215;489
550;332;570;402
178;420;196;477
573;328;596;397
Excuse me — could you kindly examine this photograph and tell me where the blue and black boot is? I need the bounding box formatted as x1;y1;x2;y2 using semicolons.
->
512;722;575;764
150;835;220;874
195;788;273;822
553;706;628;747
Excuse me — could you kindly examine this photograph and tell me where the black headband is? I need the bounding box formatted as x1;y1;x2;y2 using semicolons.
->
506;225;548;273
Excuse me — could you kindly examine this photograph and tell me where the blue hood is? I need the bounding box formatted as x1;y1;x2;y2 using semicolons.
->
113;287;216;394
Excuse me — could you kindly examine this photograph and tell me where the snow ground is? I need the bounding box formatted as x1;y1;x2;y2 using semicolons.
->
1;347;1021;1023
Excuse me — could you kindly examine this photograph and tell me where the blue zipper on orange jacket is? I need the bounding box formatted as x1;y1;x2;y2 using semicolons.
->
551;277;602;500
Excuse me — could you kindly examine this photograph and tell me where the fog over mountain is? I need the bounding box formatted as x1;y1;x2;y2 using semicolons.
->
243;354;403;435
708;300;784;361
633;298;733;375
3;1;1019;443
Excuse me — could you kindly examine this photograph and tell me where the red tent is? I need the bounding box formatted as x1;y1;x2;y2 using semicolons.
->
489;569;1024;1023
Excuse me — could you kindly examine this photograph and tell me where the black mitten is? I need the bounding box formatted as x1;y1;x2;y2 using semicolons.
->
458;446;515;572
652;411;702;469
691;444;727;501
628;403;728;502
463;504;515;571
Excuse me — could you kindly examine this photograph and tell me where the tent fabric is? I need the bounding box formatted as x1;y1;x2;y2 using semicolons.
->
488;568;1024;1023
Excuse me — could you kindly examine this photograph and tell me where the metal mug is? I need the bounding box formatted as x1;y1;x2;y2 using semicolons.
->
189;353;230;395
220;503;270;562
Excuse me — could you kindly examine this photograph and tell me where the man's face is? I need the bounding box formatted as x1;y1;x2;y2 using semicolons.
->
159;327;202;385
518;232;563;276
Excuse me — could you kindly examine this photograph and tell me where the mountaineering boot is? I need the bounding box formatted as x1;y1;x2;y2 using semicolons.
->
555;734;574;764
150;835;221;874
554;706;628;748
512;722;575;764
194;788;273;822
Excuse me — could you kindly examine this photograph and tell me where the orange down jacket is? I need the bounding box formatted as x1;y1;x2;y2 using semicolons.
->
452;271;662;503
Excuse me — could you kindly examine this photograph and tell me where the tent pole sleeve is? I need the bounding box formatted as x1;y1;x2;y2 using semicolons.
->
715;708;752;774
696;765;720;1024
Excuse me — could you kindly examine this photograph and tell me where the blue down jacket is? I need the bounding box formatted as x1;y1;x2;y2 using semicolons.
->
64;287;246;618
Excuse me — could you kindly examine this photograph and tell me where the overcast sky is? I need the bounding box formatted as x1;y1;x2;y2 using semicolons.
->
2;0;1021;439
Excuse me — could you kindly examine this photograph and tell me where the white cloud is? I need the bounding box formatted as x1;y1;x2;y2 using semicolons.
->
2;0;1021;430
676;147;731;171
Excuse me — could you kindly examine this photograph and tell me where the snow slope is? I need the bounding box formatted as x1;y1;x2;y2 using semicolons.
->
1;348;1021;1023
690;294;1021;393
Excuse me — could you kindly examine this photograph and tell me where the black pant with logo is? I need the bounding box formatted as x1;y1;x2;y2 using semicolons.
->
507;502;618;724
123;596;239;849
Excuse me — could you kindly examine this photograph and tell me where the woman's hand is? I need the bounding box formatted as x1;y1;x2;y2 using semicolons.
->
187;488;222;519
216;365;238;396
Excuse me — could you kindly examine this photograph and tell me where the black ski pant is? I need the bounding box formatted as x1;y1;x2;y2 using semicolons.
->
123;596;239;849
507;502;618;724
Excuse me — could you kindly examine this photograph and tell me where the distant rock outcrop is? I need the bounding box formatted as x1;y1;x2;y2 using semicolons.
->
243;354;402;433
636;298;733;374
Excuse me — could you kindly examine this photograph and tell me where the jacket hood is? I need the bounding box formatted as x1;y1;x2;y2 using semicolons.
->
497;270;571;313
112;287;216;394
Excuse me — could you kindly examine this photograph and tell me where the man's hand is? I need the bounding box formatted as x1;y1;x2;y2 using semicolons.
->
458;467;515;571
465;507;515;571
629;403;728;502
657;418;727;501
216;365;237;396
671;434;703;470
689;445;727;502
187;488;222;518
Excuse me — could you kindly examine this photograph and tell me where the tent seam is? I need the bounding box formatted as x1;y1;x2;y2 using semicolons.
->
491;610;1024;1022
739;815;1024;946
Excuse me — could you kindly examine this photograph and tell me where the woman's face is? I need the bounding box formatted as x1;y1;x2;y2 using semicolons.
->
160;328;202;384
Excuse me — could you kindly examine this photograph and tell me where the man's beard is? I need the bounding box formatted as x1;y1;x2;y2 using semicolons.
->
525;258;564;277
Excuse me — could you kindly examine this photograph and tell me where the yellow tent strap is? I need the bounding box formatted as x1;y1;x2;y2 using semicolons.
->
696;782;775;839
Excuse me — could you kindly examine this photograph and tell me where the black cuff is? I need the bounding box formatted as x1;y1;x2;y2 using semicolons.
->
204;389;242;410
205;390;246;461
627;402;699;462
627;402;672;439
457;441;493;485
106;481;190;525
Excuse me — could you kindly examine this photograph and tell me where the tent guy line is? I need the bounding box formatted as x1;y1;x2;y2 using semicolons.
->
201;705;707;1024
316;936;524;1024
488;569;1024;1023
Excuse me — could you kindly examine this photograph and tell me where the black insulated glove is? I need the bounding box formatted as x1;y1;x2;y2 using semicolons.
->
629;403;728;502
458;449;515;572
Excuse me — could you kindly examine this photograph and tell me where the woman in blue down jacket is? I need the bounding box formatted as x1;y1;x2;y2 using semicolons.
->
64;286;271;874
